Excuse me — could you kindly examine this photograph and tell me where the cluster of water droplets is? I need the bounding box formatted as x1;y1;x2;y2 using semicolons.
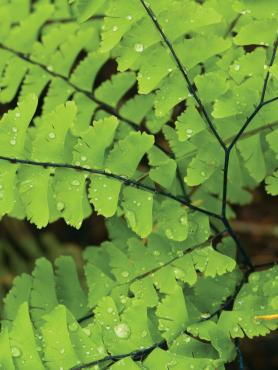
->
10;112;20;146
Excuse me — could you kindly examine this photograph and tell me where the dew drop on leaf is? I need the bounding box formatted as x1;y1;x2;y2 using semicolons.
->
134;43;144;53
57;202;64;211
48;132;56;139
153;250;160;256
68;322;79;332
11;347;21;357
113;323;131;339
121;271;129;278
72;180;80;186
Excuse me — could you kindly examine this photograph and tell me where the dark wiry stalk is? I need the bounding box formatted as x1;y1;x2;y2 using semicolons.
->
202;269;251;321
220;38;278;270
75;261;250;370
77;230;227;324
139;0;227;150
260;39;278;104
235;339;245;370
138;0;255;270
0;43;139;130
0;155;221;219
70;16;277;370
70;341;166;370
0;43;190;204
228;38;278;151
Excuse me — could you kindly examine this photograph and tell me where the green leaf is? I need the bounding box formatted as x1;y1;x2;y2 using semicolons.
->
106;132;154;177
156;285;188;341
41;305;79;369
75;0;106;22
0;328;15;370
265;170;278;195
192;246;236;278
175;106;206;142
237;135;266;182
234;20;277;46
156;200;188;242
122;187;153;238
9;303;44;370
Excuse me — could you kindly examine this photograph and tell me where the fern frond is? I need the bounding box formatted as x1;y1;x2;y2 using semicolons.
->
2;223;277;369
1;225;244;369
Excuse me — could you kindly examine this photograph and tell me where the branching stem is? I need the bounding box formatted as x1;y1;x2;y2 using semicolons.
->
0;155;221;220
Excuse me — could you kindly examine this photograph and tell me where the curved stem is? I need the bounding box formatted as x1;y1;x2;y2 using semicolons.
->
0;155;221;220
139;0;227;151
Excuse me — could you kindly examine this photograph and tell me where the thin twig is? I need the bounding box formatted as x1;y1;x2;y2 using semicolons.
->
139;0;227;150
0;43;139;130
0;155;221;219
235;339;245;370
70;341;166;370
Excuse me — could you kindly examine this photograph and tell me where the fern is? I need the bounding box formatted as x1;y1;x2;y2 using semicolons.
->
0;0;277;369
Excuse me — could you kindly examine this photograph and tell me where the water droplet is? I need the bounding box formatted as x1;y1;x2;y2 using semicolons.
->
141;330;147;338
60;348;65;354
114;323;131;339
121;271;129;278
68;322;79;332
176;250;183;257
48;132;56;139
83;327;91;336
120;295;127;304
12;127;18;133
112;26;118;32
234;64;240;71
134;43;144;53
108;196;113;200
57;202;64;211
201;313;210;319
15;112;20;118
81;156;87;161
153;250;160;256
126;15;132;20
165;229;173;239
72;179;80;186
107;307;114;313
201;171;206;177
180;216;187;225
47;65;53;72
10;139;16;146
11;347;21;357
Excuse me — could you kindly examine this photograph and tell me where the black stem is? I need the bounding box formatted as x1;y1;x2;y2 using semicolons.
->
70;341;166;370
139;0;227;151
0;43;139;130
0;155;221;220
236;339;245;370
